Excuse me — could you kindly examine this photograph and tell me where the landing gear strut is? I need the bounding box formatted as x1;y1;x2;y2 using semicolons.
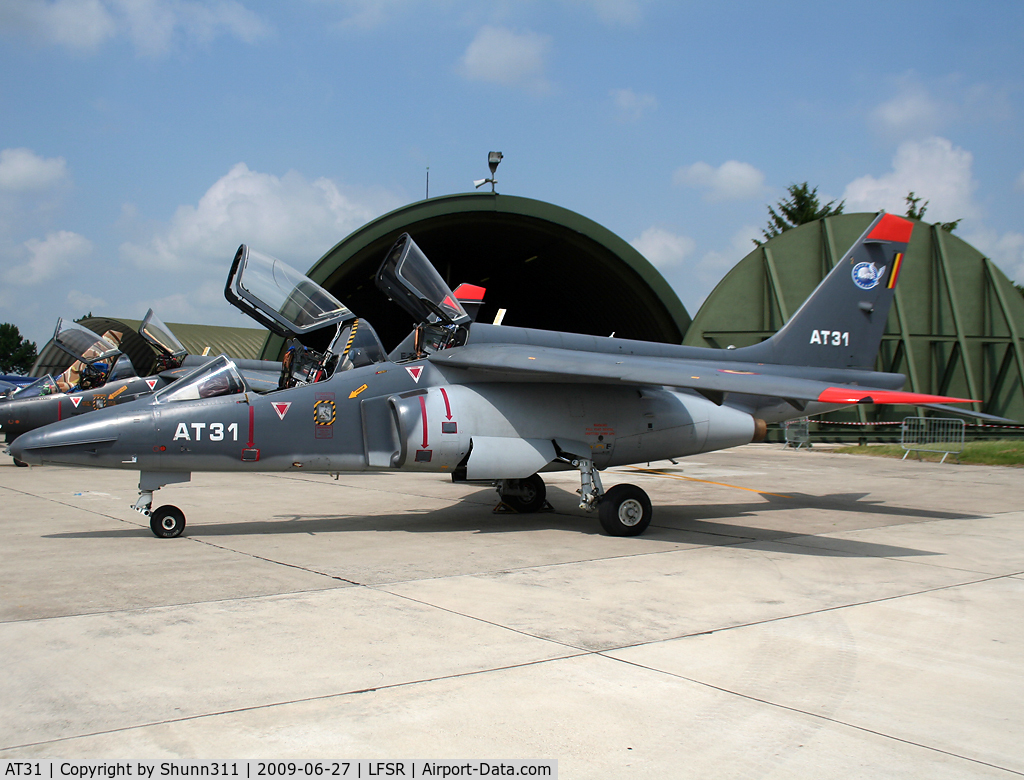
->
573;457;653;537
132;472;191;538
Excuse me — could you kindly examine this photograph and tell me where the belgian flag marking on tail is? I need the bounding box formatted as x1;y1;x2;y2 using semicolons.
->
887;252;904;289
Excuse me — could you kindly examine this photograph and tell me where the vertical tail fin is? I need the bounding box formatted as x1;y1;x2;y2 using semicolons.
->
737;212;913;370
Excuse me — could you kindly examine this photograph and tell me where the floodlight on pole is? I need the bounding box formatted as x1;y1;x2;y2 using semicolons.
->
474;151;503;193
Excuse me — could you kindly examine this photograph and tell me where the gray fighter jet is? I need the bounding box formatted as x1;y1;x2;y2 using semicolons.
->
9;213;981;538
1;311;280;455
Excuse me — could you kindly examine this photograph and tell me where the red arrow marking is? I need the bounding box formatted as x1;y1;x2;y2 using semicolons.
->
419;395;429;448
440;387;452;420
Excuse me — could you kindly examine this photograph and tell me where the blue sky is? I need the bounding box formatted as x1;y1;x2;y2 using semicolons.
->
2;0;1023;349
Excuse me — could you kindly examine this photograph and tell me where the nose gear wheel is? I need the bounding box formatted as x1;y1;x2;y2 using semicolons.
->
598;484;652;536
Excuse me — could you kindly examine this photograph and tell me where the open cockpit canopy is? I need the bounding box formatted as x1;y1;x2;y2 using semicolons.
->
225;245;355;339
52;319;121;365
376;234;471;327
140;309;187;362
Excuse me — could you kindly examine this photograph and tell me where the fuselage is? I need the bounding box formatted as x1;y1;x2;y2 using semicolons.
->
8;317;909;475
10;356;762;475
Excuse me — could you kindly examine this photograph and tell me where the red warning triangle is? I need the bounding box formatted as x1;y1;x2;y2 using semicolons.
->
70;396;82;408
406;365;424;383
273;401;291;420
146;379;157;390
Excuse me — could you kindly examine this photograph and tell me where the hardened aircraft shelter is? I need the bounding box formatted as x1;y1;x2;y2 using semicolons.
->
684;213;1024;426
260;192;692;360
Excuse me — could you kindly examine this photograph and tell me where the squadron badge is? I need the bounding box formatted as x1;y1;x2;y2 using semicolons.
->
852;261;886;290
314;393;336;439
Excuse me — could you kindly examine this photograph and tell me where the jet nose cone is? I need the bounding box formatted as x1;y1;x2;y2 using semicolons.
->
8;429;41;465
8;415;121;467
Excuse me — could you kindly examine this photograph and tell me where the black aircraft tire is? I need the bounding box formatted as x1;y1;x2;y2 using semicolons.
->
150;505;186;538
13;457;28;467
501;474;546;513
599;484;652;536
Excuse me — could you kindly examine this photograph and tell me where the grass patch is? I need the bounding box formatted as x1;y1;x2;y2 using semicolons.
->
833;439;1024;467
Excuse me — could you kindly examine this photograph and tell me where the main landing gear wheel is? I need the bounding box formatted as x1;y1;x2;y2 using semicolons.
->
498;474;547;513
599;484;652;537
150;505;186;538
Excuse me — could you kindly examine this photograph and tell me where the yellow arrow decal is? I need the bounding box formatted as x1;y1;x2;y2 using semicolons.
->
349;383;368;399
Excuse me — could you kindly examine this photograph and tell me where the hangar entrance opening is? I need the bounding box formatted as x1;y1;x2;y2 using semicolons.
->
264;193;691;358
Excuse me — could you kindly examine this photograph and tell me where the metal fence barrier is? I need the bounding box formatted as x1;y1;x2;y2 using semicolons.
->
784;417;810;449
900;417;966;464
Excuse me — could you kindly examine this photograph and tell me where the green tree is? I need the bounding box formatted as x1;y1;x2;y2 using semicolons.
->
905;191;961;233
0;323;38;375
756;182;844;245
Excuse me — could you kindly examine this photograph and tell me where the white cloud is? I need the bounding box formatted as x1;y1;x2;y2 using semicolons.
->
568;0;648;25
459;26;551;92
113;0;270;56
120;162;397;272
842;137;978;222
329;0;416;30
66;288;109;315
611;88;656;122
694;224;759;282
0;148;70;192
870;83;945;137
133;277;252;326
0;0;117;51
868;74;1013;141
630;227;694;269
0;0;270;56
673;160;767;201
3;231;93;286
655;224;759;317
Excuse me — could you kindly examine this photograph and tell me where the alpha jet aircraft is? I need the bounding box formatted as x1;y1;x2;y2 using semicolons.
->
1;311;280;452
10;213;980;538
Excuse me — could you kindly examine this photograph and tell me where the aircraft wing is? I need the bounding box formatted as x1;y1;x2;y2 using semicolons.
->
428;343;977;408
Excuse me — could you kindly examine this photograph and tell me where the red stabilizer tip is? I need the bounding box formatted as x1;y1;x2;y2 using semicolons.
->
818;387;977;405
867;213;914;244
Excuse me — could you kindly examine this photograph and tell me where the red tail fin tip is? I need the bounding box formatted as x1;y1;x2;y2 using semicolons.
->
867;213;914;244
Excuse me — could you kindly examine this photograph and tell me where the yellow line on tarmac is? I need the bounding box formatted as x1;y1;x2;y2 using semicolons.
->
623;465;792;498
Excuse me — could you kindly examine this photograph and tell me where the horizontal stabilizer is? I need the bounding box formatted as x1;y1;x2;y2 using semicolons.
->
915;403;1017;423
816;388;977;406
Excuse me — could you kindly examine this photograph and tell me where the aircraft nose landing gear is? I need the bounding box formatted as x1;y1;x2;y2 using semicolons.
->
574;457;653;536
149;505;186;538
598;483;652;536
132;471;191;538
